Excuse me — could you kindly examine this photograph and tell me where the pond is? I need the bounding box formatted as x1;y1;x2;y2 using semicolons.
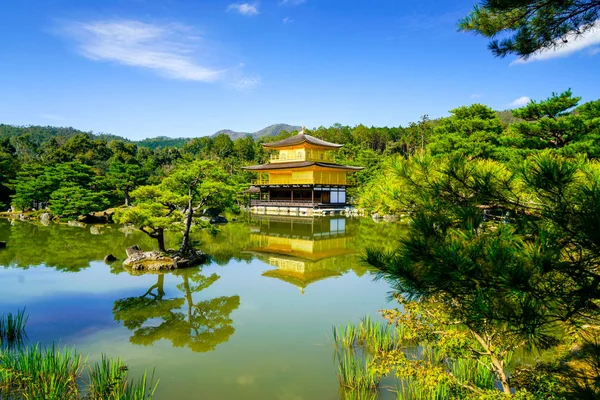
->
0;215;407;399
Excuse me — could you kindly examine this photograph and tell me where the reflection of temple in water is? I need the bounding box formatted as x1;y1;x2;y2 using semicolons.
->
247;216;357;294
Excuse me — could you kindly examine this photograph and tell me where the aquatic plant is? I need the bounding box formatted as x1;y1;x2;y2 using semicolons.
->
336;350;380;391
87;354;158;400
0;309;28;347
0;344;84;399
332;323;358;351
0;345;158;400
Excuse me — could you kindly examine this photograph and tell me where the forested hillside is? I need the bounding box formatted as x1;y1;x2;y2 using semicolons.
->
1;90;598;219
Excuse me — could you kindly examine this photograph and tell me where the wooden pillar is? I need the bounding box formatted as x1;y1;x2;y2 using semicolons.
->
291;189;294;202
311;189;314;205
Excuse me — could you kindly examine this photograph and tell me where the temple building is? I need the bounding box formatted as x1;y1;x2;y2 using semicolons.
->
243;129;363;215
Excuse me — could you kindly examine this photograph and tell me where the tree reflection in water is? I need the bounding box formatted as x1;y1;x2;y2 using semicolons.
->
113;269;240;353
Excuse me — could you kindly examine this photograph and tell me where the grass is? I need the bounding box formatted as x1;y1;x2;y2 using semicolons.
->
336;350;381;391
333;316;400;354
396;377;451;400
0;309;28;347
0;343;84;399
0;345;158;400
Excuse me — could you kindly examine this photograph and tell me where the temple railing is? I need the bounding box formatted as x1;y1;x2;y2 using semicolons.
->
269;150;336;163
250;199;319;207
252;177;347;185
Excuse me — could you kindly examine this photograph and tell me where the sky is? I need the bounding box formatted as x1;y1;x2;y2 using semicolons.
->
0;0;599;140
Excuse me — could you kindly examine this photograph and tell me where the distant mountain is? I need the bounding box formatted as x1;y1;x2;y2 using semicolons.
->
0;123;302;150
212;123;301;140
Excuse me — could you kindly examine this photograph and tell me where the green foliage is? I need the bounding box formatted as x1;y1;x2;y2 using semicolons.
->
459;0;600;58
0;344;158;400
0;309;28;348
49;185;110;218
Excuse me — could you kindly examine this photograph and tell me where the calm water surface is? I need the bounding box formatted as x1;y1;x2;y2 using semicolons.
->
0;215;406;399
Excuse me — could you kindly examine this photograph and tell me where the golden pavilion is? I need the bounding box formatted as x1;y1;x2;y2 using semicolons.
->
243;128;363;215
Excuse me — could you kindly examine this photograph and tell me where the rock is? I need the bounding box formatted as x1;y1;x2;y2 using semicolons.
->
19;214;29;221
79;214;107;224
90;226;104;235
122;247;207;271
383;214;399;222
39;212;52;225
126;245;142;257
104;254;117;263
119;224;136;235
210;215;228;224
371;212;382;221
231;218;238;222
0;241;6;249
68;220;86;228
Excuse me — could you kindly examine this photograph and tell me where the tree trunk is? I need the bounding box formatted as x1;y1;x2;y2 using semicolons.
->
124;188;130;207
180;189;194;254
157;228;166;252
491;356;511;394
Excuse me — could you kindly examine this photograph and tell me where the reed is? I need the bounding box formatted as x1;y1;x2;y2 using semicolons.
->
0;345;158;400
336;350;380;391
357;316;398;353
87;354;158;400
0;343;84;399
396;377;450;400
332;323;358;351
0;309;28;346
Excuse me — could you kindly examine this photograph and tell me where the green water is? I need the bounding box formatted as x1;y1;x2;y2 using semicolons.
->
0;215;406;399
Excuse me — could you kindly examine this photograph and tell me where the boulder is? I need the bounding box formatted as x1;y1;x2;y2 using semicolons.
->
0;241;6;249
90;226;104;235
39;212;52;226
371;212;382;221
104;254;117;263
383;214;399;222
123;247;207;271
210;215;228;224
19;214;29;221
68;220;86;228
119;224;136;235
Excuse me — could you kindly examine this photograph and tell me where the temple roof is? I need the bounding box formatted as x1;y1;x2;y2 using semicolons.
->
243;161;364;171
262;133;343;149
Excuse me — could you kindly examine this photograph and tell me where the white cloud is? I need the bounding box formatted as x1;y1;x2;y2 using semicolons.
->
279;0;306;5
512;20;600;64
231;76;261;91
509;96;531;108
61;20;223;82
283;17;293;24
227;3;259;16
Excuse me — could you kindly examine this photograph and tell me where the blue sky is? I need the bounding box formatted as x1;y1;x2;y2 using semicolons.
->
0;0;599;140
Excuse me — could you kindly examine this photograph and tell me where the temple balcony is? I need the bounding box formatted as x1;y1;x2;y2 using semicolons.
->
269;149;336;163
252;175;348;186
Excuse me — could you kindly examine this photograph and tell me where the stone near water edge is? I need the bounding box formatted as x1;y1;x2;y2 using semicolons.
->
90;226;104;235
383;214;399;222
68;220;86;228
126;245;142;257
0;241;6;249
39;212;52;225
122;245;206;271
104;254;117;263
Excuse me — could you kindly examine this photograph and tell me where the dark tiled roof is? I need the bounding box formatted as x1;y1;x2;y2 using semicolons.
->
262;133;343;149
243;161;364;171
